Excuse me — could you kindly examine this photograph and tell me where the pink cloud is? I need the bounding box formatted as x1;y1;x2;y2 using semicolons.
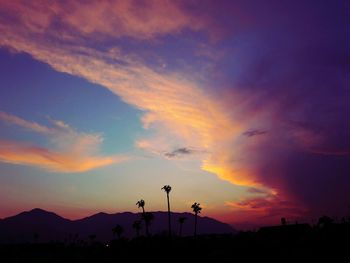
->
0;0;209;40
0;111;52;134
0;112;126;172
224;194;308;225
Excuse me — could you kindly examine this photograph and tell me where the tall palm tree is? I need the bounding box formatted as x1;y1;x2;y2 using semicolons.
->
178;217;187;237
136;199;149;236
191;202;202;237
161;185;172;237
142;212;154;236
132;220;142;238
112;224;124;239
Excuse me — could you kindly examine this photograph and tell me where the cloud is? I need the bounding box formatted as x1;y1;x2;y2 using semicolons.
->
247;187;268;194
0;0;209;40
164;147;196;158
0;112;125;172
225;193;307;223
308;149;350;156
242;129;267;137
0;140;122;173
0;111;51;134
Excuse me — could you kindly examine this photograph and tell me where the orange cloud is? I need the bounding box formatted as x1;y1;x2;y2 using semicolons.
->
0;140;122;173
0;112;126;172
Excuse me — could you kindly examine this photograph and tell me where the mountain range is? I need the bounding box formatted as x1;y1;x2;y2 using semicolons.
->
0;208;235;243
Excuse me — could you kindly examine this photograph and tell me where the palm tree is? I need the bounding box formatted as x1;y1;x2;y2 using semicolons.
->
191;202;202;237
132;220;142;238
161;185;172;237
142;212;154;236
136;199;149;236
112;224;124;239
178;217;187;237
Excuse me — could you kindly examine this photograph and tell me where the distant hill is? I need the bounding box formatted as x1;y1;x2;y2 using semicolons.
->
0;208;235;243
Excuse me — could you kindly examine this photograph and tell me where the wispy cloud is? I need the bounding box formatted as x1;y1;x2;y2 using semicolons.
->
247;187;269;194
242;129;267;137
0;111;51;134
0;140;122;173
225;193;307;222
0;0;209;40
0;112;126;172
164;147;201;158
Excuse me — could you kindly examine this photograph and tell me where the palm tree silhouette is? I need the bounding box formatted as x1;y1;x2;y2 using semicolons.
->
178;216;187;237
142;212;154;236
112;224;124;239
136;199;149;236
161;185;172;237
132;220;142;238
191;202;202;237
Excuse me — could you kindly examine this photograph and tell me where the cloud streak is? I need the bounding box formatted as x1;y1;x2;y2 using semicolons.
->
242;129;267;137
0;112;125;172
164;147;203;158
0;0;209;40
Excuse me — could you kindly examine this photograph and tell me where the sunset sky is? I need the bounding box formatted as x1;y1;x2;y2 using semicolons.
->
0;0;349;229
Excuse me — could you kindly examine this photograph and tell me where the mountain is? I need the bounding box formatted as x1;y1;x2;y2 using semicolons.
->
0;208;72;243
0;209;235;243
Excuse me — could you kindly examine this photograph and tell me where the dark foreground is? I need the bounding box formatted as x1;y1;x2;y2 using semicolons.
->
1;224;349;262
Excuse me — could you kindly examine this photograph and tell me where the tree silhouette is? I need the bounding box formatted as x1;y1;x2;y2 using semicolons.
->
33;232;39;244
142;212;154;236
112;224;124;239
136;199;149;236
178;216;187;237
88;234;96;244
318;215;334;228
281;217;287;226
191;202;202;237
161;185;172;237
132;220;142;238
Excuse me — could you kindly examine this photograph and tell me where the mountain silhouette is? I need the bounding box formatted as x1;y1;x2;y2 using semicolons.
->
0;209;235;243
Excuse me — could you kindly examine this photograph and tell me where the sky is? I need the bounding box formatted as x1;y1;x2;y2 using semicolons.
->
0;0;349;229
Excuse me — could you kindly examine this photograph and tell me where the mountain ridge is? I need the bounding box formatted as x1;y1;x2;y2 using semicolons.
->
0;208;235;243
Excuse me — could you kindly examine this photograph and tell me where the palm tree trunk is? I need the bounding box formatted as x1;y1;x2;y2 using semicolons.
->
167;193;171;237
194;213;197;237
142;207;149;237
